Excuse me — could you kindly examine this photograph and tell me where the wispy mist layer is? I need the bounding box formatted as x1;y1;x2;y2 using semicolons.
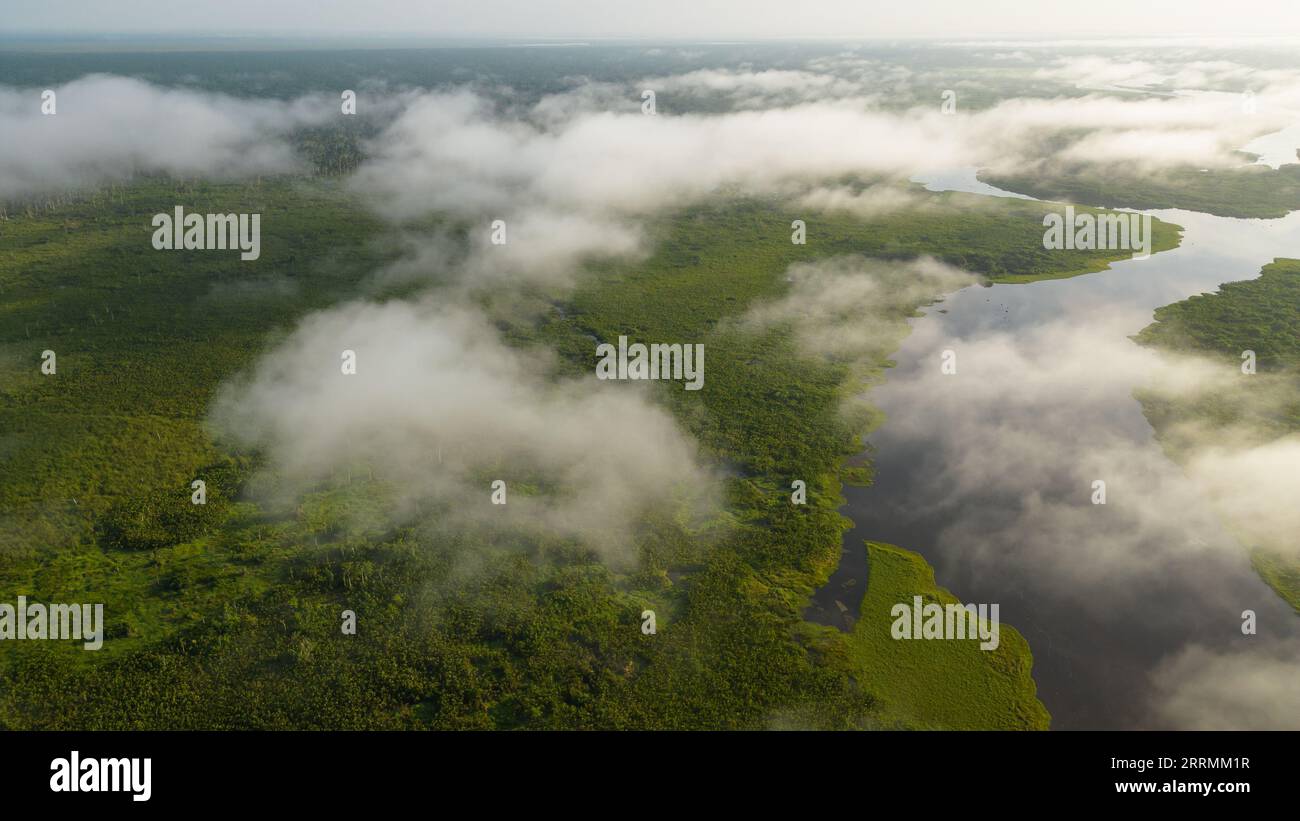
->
210;299;718;563
0;75;336;199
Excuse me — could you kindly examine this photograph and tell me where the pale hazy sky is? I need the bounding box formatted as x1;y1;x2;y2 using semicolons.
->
5;0;1300;40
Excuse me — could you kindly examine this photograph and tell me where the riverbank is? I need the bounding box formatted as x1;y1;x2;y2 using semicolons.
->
1135;258;1300;611
814;166;1300;728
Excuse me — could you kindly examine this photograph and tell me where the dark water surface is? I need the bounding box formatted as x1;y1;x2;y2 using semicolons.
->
807;167;1300;729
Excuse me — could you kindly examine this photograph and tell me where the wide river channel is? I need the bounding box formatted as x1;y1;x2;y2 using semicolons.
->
807;165;1300;729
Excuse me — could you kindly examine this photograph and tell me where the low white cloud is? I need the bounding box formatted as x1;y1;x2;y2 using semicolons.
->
643;68;868;107
349;71;1300;293
741;255;976;363
1151;641;1300;729
794;184;925;220
865;309;1270;601
0;75;334;199
210;298;718;563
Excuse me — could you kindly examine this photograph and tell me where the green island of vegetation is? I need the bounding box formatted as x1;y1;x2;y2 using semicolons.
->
844;542;1049;729
1135;258;1300;611
0;174;1178;728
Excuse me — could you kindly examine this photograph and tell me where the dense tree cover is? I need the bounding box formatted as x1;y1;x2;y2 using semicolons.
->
1137;258;1300;370
0;43;1091;115
0;171;1167;729
984;161;1300;219
101;458;247;552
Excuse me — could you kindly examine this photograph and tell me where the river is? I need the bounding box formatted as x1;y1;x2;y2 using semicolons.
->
806;166;1300;729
